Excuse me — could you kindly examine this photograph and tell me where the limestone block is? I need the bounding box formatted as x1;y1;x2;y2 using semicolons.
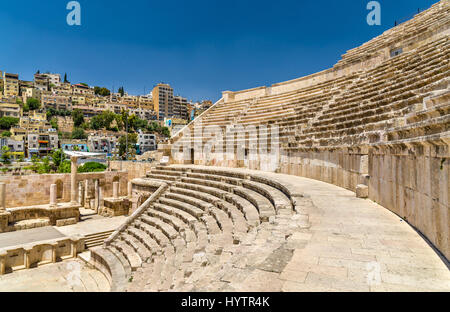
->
55;217;77;227
356;184;369;198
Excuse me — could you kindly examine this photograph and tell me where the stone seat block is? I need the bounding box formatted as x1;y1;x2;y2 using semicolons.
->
233;187;276;221
112;240;142;271
141;215;179;241
121;232;152;263
149;206;188;233
127;227;160;255
90;247;129;292
146;174;178;181
160;195;205;219
134;220;170;248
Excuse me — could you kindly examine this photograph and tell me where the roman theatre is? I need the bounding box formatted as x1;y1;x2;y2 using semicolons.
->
0;0;449;292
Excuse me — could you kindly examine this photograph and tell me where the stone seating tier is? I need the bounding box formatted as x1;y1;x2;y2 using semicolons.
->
92;166;308;291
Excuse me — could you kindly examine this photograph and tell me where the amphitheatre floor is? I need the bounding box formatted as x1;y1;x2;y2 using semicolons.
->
0;259;110;292
0;210;126;249
0;226;65;249
169;165;450;292
55;213;126;237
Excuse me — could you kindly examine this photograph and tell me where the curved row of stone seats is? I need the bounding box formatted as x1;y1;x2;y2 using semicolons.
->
335;1;449;68
90;246;132;292
288;37;449;148
91;166;307;292
195;35;448;152
171;3;449;154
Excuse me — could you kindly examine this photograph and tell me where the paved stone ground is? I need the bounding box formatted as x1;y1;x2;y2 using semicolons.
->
0;210;126;248
169;166;450;292
277;175;450;292
0;226;65;248
0;259;110;292
55;214;126;237
0;210;124;292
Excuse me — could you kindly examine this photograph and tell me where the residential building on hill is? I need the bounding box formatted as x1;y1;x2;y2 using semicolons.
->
3;73;19;97
152;83;174;120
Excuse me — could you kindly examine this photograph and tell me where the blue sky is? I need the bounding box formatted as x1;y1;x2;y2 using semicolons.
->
0;0;439;102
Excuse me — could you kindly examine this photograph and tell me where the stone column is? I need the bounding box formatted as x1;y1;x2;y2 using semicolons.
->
127;181;132;198
94;180;99;212
49;184;57;207
70;156;78;204
24;247;32;269
113;182;119;199
0;183;6;211
98;186;104;213
85;179;91;209
51;243;57;263
78;182;84;206
71;237;78;258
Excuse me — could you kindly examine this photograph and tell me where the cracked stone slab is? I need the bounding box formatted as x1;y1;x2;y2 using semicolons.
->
257;245;294;273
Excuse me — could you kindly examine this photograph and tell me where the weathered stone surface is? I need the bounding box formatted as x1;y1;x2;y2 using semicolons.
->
356;184;369;198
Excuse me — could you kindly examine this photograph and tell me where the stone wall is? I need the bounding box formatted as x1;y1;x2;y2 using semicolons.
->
110;161;154;181
0;236;84;275
369;144;449;259
0;171;128;208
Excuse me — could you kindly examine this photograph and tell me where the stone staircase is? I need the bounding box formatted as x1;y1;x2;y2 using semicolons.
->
89;166;311;291
85;230;115;249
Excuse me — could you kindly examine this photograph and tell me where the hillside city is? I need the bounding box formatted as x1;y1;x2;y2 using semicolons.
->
0;70;213;172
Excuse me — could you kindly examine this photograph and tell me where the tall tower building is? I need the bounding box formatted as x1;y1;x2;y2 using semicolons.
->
152;83;174;120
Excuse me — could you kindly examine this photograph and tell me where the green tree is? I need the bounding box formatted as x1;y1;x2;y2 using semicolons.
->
26;98;41;110
161;127;171;137
71;128;87;139
58;159;71;173
0;117;19;130
50;118;59;130
71;109;84;127
51;149;65;168
37;157;51;174
16;98;23;105
1;131;12;137
1;146;11;164
94;86;111;97
118;133;137;159
135;118;148;131
64;73;69;83
77;162;107;173
118;86;125;96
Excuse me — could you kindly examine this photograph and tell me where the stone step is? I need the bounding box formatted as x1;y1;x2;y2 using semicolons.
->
111;240;142;271
150;169;184;176
140;214;179;240
233;186;276;221
127;227;161;255
157;197;201;225
90;247;128;292
242;180;292;211
134;220;171;248
146;173;178;181
121;232;152;264
163;192;207;218
105;246;132;278
86;268;111;292
149;206;197;243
